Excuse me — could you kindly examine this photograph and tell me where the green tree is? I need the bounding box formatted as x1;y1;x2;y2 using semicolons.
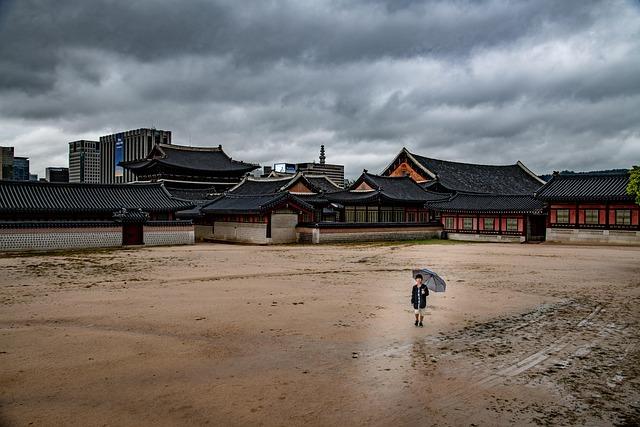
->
627;166;640;205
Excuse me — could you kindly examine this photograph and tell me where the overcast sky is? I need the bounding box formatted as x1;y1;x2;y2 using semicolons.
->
1;0;639;179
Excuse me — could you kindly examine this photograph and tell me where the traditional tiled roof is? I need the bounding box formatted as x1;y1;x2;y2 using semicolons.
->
163;185;220;201
325;172;449;204
535;172;633;201
305;175;342;192
228;173;337;196
229;176;293;195
392;148;545;194
121;144;259;174
426;193;546;214
0;180;192;213
200;192;314;215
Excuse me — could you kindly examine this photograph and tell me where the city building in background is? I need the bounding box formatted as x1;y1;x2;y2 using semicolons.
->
13;157;30;181
69;140;101;183
267;146;345;187
29;174;38;181
0;146;14;180
45;167;69;183
100;128;171;183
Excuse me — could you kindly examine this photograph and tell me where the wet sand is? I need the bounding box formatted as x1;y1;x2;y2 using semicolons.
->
1;242;639;426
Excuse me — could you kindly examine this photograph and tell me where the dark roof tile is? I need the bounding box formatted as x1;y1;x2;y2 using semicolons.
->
406;150;544;194
0;180;192;213
200;192;314;215
121;144;258;174
535;172;632;201
427;193;546;214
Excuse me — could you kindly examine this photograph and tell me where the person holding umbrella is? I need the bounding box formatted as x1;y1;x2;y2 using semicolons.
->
411;269;447;327
411;274;429;327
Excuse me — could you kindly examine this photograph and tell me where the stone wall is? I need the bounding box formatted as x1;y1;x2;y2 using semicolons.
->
0;222;195;252
545;228;640;245
143;224;195;246
445;232;525;243
0;226;122;251
213;222;268;244
296;225;442;244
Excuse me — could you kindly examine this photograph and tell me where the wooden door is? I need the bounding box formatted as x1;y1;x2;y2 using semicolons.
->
122;224;144;245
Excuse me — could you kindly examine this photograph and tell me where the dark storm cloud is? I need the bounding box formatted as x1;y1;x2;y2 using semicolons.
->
0;0;638;178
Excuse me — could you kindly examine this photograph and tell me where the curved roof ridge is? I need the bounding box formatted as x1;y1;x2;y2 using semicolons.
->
159;143;223;152
0;179;162;189
552;171;630;178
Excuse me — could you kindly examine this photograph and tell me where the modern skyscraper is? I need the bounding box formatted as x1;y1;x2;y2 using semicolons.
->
0;146;14;180
99;128;171;183
69;140;101;183
46;167;69;183
12;157;30;181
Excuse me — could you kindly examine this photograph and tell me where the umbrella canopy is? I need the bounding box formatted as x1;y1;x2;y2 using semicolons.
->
412;268;447;292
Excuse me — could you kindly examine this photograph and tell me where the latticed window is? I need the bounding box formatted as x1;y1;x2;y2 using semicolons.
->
483;218;495;230
380;207;393;222
444;217;455;229
393;208;405;222
506;218;518;231
419;210;430;223
355;206;366;223
616;209;631;225
463;217;473;230
585;209;599;224
345;207;355;222
406;210;417;222
367;207;378;223
556;209;569;223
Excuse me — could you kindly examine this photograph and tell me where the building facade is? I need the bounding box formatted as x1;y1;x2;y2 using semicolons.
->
0;146;14;180
272;145;345;188
100;128;171;183
536;172;639;245
69;140;101;183
12;157;30;181
381;147;547;242
45;167;69;183
427;193;547;243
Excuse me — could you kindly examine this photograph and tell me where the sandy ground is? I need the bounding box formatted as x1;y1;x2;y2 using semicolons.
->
0;241;639;426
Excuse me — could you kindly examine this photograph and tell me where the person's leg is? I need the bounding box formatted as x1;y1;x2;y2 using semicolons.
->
419;309;424;326
414;310;419;326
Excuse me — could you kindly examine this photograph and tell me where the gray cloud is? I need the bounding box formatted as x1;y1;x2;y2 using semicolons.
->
0;0;639;178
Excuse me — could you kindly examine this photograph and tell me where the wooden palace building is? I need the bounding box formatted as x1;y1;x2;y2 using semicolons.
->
536;172;639;245
120;143;260;194
381;148;548;242
178;173;341;243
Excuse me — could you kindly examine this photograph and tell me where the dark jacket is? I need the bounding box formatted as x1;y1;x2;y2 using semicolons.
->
411;284;429;309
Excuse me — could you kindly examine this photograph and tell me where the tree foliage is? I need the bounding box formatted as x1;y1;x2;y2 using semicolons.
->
627;166;640;206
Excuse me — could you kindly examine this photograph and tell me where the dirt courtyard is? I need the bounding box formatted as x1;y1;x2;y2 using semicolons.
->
0;242;639;426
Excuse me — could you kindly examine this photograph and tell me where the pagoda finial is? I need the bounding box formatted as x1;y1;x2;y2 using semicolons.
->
319;145;326;165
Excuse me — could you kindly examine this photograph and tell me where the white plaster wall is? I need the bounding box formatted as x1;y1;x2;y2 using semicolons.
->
194;225;214;241
213;222;268;244
270;213;298;244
